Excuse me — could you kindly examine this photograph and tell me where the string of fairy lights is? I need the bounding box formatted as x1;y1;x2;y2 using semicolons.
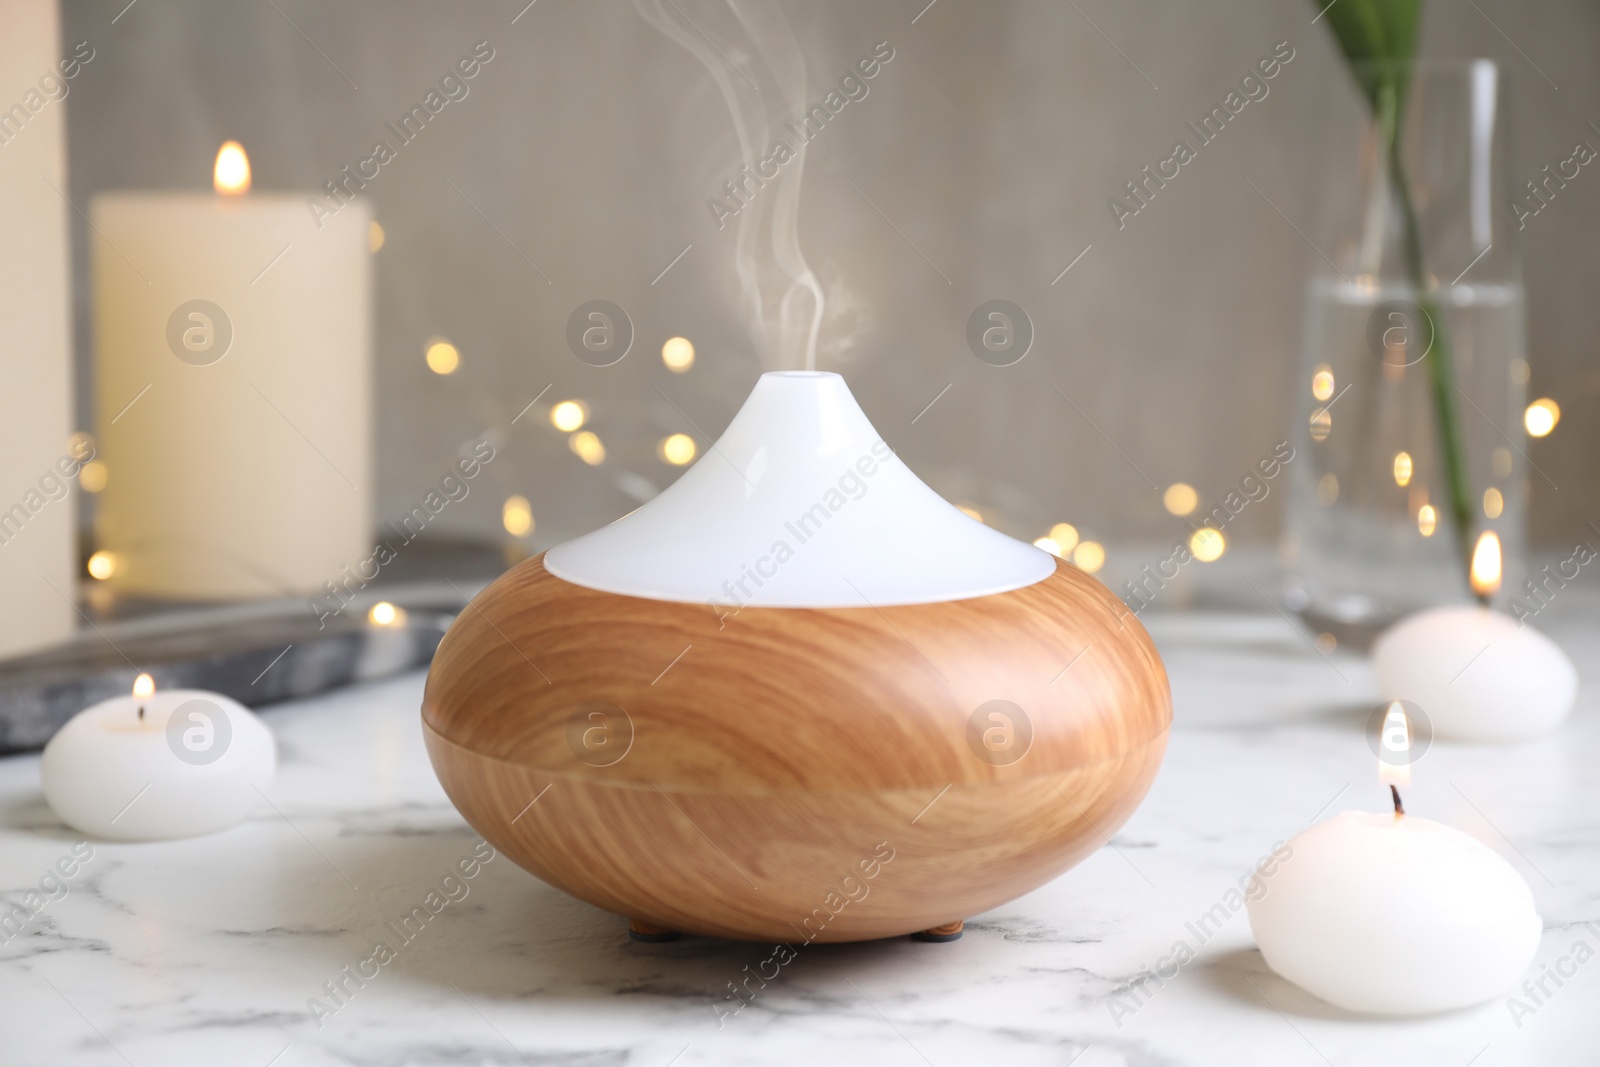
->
72;334;1565;588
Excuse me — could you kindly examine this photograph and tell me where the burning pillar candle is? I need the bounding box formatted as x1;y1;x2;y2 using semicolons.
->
1373;532;1578;741
91;142;372;599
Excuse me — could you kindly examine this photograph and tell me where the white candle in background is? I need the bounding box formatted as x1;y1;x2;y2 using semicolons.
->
1373;606;1577;741
41;673;276;841
1373;535;1577;742
0;0;76;657
91;143;372;599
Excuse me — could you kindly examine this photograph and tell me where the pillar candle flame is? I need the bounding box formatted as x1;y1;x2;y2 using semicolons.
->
214;141;251;196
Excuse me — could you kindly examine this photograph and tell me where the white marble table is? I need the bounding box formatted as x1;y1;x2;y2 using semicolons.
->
3;605;1597;1066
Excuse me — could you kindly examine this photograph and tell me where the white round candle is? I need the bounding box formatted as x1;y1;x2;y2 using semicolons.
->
1373;606;1577;742
41;678;275;841
1248;810;1541;1014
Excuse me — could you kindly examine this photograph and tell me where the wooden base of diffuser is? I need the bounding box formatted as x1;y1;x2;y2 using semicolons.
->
423;555;1170;943
912;920;966;943
629;916;963;944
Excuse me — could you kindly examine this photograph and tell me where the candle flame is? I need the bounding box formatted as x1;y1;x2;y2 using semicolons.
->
1470;530;1503;598
1377;700;1412;789
214;141;251;195
132;673;155;699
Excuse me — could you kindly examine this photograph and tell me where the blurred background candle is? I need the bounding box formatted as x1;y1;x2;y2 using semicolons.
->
0;0;76;656
90;142;371;599
1373;533;1578;741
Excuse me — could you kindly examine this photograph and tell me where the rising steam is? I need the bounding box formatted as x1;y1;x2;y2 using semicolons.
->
635;0;826;371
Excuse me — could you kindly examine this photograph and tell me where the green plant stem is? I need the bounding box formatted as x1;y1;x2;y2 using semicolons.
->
1382;98;1478;591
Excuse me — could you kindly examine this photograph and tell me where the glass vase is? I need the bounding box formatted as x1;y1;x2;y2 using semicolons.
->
1282;61;1528;645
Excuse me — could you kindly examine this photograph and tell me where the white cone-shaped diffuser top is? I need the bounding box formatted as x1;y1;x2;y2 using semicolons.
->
545;371;1055;608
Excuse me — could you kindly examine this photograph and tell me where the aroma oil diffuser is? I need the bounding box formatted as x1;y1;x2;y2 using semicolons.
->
423;371;1170;942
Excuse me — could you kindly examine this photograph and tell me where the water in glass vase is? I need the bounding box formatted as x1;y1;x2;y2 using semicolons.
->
1282;276;1527;645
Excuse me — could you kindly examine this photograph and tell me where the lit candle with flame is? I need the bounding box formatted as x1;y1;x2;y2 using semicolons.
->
90;141;373;599
1373;530;1575;742
1247;720;1542;1014
1376;700;1412;792
213;140;251;195
133;671;154;719
41;674;276;840
1470;529;1502;601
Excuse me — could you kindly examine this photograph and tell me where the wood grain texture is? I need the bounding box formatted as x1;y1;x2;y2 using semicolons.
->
425;555;1168;789
423;554;1170;941
425;725;1165;942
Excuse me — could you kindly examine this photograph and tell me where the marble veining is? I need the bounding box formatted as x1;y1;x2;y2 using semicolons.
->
2;599;1597;1066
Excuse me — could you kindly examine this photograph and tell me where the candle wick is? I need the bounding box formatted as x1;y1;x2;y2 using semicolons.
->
138;705;145;721
1390;783;1404;816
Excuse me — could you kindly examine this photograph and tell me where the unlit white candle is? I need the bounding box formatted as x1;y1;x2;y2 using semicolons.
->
1248;810;1541;1014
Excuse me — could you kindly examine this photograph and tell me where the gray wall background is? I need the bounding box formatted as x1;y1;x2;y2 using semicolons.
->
59;0;1599;562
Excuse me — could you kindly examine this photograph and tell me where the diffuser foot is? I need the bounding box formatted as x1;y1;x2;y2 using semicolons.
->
911;920;964;943
627;918;682;943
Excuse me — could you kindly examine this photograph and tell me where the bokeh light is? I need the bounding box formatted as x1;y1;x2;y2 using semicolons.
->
1311;365;1334;402
569;431;605;465
368;601;407;627
1163;483;1198;516
425;339;459;375
79;461;108;493
1072;541;1105;572
1189;527;1225;562
658;433;696;465
502;495;534;536
551;401;587;432
661;337;695;372
1049;523;1080;554
1524;398;1559;437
